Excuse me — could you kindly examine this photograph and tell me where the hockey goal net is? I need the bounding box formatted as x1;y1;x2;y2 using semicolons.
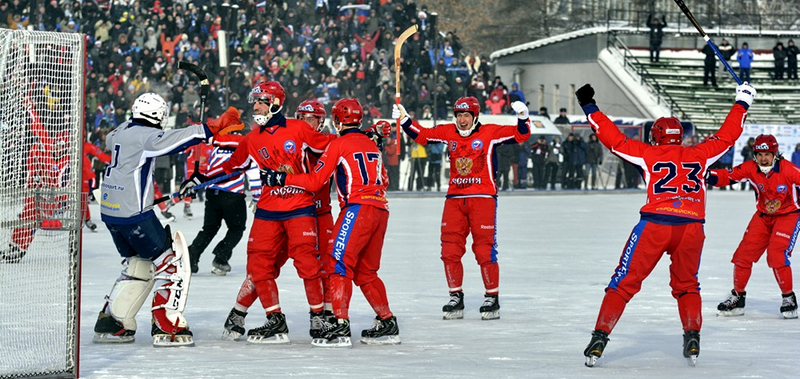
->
0;29;84;379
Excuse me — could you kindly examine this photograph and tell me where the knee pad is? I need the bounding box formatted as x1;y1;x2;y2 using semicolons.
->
107;256;155;331
152;229;192;332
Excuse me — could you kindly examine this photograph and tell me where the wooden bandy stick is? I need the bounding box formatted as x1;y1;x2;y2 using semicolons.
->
394;25;418;155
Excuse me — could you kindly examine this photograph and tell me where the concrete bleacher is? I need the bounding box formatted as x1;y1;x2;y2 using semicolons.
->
628;49;799;131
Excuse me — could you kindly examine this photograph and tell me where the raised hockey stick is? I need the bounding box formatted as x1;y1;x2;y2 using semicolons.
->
672;0;742;84
394;24;418;155
178;61;210;121
153;170;243;205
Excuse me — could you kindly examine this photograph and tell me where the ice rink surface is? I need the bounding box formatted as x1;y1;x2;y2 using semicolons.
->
79;190;798;378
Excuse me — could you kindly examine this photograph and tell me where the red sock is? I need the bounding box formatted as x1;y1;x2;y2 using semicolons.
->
443;261;464;291
254;278;281;314
330;275;353;320
733;264;752;293
303;277;324;313
360;278;392;319
677;292;703;332
235;274;258;311
480;262;499;293
773;266;793;294
594;290;627;334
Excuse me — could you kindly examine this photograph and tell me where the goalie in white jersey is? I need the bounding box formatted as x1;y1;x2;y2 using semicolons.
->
93;93;244;347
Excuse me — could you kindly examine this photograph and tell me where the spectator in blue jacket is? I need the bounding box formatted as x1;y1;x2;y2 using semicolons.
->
791;143;800;168
737;42;754;83
509;82;526;105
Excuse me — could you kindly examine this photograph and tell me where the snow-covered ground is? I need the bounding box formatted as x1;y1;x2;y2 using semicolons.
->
78;190;798;379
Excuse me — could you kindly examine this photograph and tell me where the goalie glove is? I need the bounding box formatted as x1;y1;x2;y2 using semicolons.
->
207;106;245;135
510;101;529;120
575;84;596;107
391;103;409;124
735;82;756;108
260;168;286;187
179;172;208;199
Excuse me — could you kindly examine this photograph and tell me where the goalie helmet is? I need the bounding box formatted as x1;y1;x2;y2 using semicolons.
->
649;117;683;145
295;99;326;131
132;93;168;128
249;81;285;125
753;134;778;155
331;98;363;133
453;96;480;137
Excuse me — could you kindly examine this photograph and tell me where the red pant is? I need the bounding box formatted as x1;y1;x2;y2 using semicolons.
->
325;204;392;320
440;197;499;293
247;217;323;313
731;212;799;293
595;221;704;334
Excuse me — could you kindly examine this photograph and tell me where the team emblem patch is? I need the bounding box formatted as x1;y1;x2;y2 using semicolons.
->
765;199;781;214
455;157;473;176
777;184;788;193
471;139;483;150
284;140;296;154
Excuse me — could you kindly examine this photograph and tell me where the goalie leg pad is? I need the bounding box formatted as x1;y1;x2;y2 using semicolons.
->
152;230;193;337
107;256;155;331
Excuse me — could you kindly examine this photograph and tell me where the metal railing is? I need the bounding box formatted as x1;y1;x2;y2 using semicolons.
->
605;32;684;118
606;9;800;34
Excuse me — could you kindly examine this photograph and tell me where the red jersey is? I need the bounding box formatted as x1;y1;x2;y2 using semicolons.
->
710;159;800;215
286;129;388;211
586;103;747;223
402;119;530;197
220;115;335;217
82;141;111;182
306;149;333;215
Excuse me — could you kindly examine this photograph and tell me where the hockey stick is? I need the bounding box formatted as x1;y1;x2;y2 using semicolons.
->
394;24;418;155
672;0;742;85
178;61;210;121
153;170;243;205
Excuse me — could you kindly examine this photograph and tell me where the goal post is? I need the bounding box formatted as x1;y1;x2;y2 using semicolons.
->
0;28;84;379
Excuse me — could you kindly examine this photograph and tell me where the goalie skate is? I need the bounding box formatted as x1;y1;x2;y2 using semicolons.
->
222;308;247;341
480;294;500;320
152;321;194;347
312;318;352;348
92;312;135;343
781;292;798;319
717;289;746;317
247;312;290;344
442;291;464;320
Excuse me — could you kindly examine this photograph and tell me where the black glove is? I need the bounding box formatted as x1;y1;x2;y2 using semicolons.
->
575;84;596;107
179;172;209;199
365;130;386;152
260;168;286;187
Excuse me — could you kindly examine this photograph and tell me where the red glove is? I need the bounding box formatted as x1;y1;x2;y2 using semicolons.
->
207;107;244;135
371;120;391;138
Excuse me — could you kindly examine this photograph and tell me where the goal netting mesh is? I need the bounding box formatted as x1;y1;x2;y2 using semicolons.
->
0;29;83;379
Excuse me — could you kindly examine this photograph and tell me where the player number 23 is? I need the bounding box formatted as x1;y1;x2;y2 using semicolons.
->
652;162;702;194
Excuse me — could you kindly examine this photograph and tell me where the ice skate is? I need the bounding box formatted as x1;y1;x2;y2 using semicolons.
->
312;318;352;348
583;329;609;367
0;245;25;264
309;311;329;339
92;312;135;343
480;293;500;320
247;312;290;344
780;292;798;319
442;291;464;320
222;308;247;341
151;320;194;347
183;204;193;219
361;315;401;345
211;260;231;276
160;210;175;223
717;289;746;316
683;330;700;366
85;219;98;232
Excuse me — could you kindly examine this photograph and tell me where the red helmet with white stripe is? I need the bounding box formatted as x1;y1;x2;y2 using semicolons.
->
331;98;363;132
295;99;326;131
248;81;285;125
753;134;778;155
649;117;683;145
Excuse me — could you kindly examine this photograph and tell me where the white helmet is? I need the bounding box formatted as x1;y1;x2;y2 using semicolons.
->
132;92;168;128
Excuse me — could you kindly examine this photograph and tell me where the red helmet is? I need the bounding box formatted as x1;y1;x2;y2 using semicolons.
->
649;117;683;145
331;98;363;126
248;81;285;109
296;99;326;118
753;134;778;155
453;96;480;119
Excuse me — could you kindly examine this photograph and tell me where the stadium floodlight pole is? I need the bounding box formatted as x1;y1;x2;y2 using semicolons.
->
673;0;742;85
394;24;419;155
154;170;244;205
178;61;210;120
